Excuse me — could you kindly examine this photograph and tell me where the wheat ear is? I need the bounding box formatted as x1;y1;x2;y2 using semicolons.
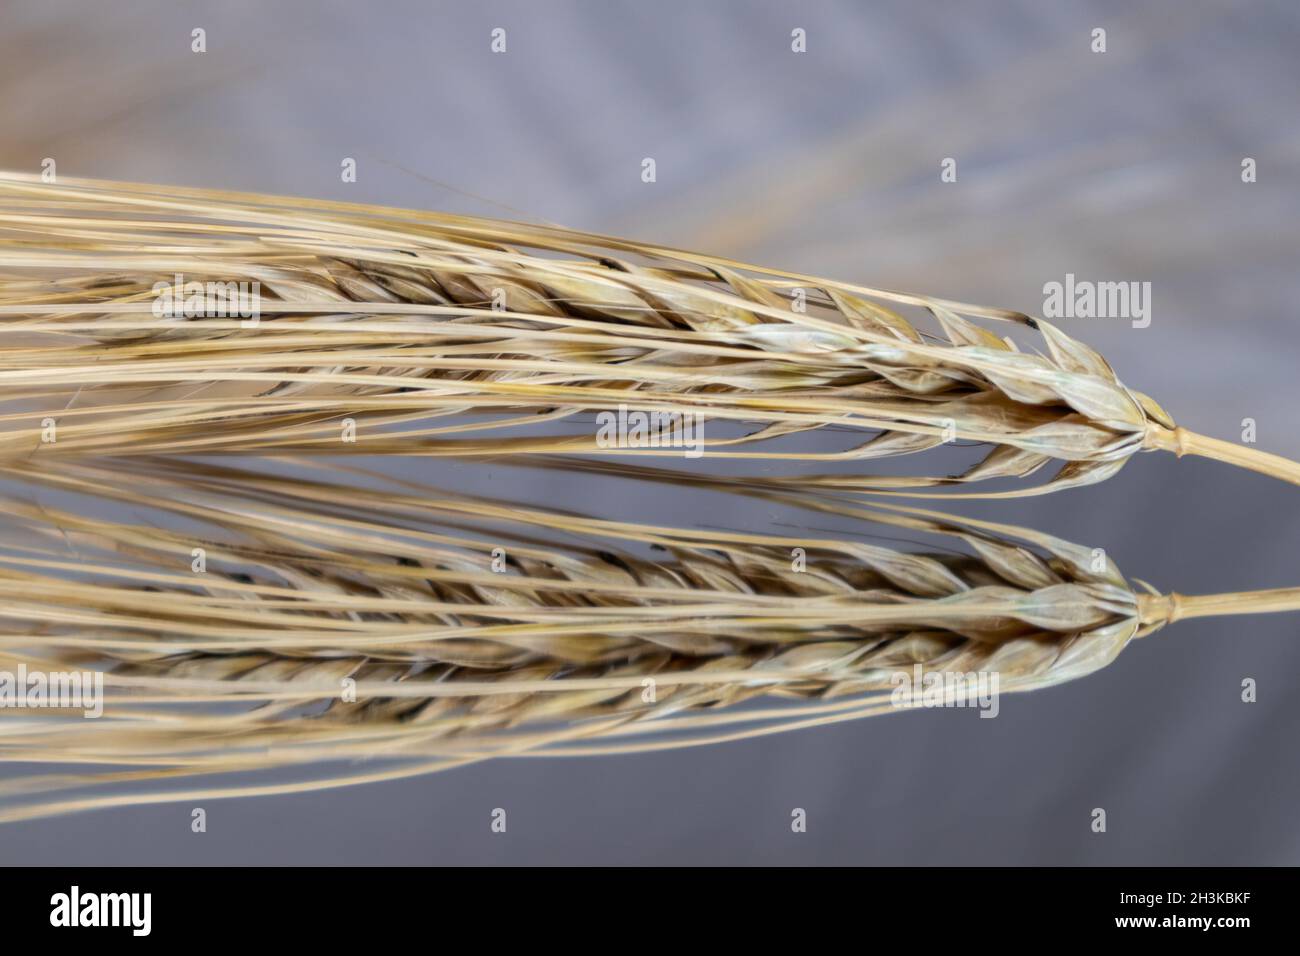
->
0;173;1295;495
0;456;1294;822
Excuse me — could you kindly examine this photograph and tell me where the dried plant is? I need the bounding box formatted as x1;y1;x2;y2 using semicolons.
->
0;457;1295;822
1;173;1296;495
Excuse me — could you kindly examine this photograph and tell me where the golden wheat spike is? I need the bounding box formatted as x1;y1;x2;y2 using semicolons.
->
0;456;1296;822
0;173;1296;495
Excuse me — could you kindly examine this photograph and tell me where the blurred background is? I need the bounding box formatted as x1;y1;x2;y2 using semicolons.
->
0;0;1297;864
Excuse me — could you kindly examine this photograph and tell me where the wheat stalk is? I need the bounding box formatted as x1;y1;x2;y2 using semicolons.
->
0;456;1294;822
0;173;1296;495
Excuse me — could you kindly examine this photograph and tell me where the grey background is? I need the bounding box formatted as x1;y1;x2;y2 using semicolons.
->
0;0;1297;864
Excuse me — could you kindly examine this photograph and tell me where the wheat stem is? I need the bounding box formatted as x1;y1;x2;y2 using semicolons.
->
1139;587;1300;627
1156;426;1300;486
